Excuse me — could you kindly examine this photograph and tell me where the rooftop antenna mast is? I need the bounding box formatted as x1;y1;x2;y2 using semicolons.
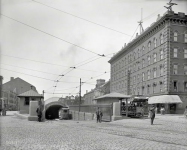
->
164;0;177;12
138;8;144;34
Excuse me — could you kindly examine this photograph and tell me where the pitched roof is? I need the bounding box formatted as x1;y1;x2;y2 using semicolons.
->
94;92;131;100
18;89;43;97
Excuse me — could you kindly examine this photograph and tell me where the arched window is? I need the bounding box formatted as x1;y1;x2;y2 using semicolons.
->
160;34;163;44
137;49;140;58
142;46;145;55
154;38;157;48
174;31;178;41
148;42;151;51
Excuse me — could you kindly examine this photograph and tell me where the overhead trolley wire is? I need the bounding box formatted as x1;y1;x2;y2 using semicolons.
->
31;0;132;37
1;14;103;56
1;54;106;73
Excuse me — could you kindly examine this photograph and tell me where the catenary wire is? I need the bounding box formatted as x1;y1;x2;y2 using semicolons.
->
31;0;132;37
1;14;104;56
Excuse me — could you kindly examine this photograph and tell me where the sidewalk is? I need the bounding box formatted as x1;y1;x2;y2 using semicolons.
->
14;111;29;119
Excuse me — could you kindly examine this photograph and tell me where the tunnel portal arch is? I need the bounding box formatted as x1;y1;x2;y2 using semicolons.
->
45;101;67;120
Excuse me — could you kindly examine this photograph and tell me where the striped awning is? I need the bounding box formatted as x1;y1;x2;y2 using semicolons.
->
148;95;182;104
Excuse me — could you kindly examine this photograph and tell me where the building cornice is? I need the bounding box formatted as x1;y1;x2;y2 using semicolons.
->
108;11;187;64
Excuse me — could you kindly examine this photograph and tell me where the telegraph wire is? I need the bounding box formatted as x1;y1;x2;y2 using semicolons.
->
1;14;103;56
1;54;69;68
1;54;106;73
1;67;55;82
31;0;132;37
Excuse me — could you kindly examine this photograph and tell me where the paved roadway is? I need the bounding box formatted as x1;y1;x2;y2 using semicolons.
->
0;111;187;150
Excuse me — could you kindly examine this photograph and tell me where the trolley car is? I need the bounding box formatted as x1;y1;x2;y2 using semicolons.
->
121;96;149;117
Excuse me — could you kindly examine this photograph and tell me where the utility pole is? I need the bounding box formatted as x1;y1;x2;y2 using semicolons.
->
79;78;81;112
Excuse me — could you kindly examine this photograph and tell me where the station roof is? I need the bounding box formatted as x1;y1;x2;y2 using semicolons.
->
94;92;131;100
18;89;43;98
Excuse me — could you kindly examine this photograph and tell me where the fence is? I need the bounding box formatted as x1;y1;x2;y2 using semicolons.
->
69;104;113;122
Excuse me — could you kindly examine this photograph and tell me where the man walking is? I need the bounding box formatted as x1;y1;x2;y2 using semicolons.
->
99;110;103;123
36;107;42;122
149;105;155;125
96;107;100;123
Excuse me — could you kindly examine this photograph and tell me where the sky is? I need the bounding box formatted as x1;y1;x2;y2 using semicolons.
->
0;0;187;100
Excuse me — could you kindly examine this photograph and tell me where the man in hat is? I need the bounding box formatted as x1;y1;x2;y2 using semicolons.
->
149;105;156;125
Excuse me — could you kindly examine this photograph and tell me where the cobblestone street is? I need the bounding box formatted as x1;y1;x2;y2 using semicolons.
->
0;111;187;150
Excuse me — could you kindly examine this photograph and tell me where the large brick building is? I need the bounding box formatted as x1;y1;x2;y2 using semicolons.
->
109;11;187;113
2;77;38;110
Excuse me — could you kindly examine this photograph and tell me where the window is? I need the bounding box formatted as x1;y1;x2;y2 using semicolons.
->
173;81;177;91
160;65;164;76
160;49;164;60
160;81;163;92
142;46;145;55
148;42;151;51
174;32;178;42
25;97;30;105
133;76;136;84
137;49;140;58
160;34;163;44
154;38;157;48
142;72;145;81
147;85;150;94
147;70;150;80
142;86;145;95
184;82;187;91
184;65;187;75
147;56;151;65
153;83;156;93
185;33;187;43
153;68;157;78
153;53;157;63
137;74;139;83
184;49;187;58
142;59;145;68
174;48;178;57
173;64;178;74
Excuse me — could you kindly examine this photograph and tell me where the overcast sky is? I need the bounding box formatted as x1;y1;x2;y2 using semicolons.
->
1;0;187;100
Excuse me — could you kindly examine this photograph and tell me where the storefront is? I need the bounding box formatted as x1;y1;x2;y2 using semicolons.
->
148;95;182;114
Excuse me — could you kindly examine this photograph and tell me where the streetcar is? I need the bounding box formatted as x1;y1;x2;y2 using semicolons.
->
121;96;149;117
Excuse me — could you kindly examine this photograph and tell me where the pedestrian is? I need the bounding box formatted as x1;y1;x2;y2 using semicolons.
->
0;108;2;116
99;110;103;123
149;105;155;125
160;106;165;115
36;107;42;122
96;107;100;123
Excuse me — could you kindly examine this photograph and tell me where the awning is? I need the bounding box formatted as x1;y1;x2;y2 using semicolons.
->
94;92;131;100
148;95;182;104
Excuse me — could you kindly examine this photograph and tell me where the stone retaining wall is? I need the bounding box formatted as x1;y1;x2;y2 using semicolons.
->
70;110;95;121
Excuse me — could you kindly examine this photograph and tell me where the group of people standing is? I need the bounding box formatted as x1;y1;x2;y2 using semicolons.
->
96;108;103;123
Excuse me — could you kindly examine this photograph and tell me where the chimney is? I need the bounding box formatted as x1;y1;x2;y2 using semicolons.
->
10;77;14;81
31;86;33;90
86;90;88;93
136;33;138;37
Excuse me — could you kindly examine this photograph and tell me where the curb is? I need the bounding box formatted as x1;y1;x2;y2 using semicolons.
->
14;113;28;120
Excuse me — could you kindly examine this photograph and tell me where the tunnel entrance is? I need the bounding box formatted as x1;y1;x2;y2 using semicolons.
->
45;105;63;120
